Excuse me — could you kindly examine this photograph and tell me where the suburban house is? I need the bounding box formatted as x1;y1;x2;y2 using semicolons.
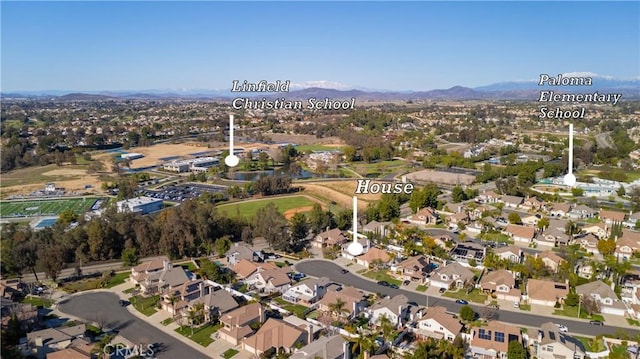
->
582;222;608;239
369;294;410;327
494;246;522;263
447;212;470;228
232;260;289;282
45;338;95;359
408;207;439;225
569;204;596;220
242;318;308;357
522;196;546;211
502;195;524;209
450;241;485;264
503;224;535;243
426;262;474;289
282;277;331;305
521;215;540;227
579;234;600;255
391;255;430;281
225;243;264;266
550;203;572;218
478;190;501;204
218;303;265;346
576;263;596;279
526;279;569;306
469;321;522;359
245;267;292;294
136;264;190;295
615;237;640;261
130;256;171;286
538;251;567;273
536;219;571;247
414;306;462;341
479;270;521;302
317;286;367;318
25;324;86;359
313;228;347;249
188;287;240;322
576;280;627;316
600;209;626;225
534;322;586;359
340;237;370;260
355;247;391;268
290;335;349;359
363;220;393;237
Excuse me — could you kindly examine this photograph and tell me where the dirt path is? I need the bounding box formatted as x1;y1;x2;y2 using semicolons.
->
301;183;371;210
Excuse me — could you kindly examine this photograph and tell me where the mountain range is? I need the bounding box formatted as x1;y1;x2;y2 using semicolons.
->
3;74;638;101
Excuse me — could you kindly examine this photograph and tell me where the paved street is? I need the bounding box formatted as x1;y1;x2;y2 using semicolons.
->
57;292;208;359
295;260;639;337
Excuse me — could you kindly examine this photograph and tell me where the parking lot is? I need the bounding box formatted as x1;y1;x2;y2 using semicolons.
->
136;183;227;202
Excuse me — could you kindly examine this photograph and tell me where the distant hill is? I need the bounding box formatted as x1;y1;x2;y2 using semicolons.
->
4;75;638;101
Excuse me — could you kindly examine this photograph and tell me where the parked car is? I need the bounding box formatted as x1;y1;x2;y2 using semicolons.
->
389;284;399;289
439;287;447;294
377;281;390;287
402;280;411;286
555;324;569;332
589;320;604;326
340;269;349;274
488;304;500;309
455;299;468;305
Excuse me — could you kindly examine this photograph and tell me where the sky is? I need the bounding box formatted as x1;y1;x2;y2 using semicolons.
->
1;1;639;92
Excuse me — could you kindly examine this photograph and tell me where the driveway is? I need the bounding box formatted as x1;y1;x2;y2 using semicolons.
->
57;292;208;359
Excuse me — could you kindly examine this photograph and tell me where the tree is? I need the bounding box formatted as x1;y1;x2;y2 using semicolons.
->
459;305;475;321
564;289;580;307
507;340;526;359
253;203;291;251
328;298;348;319
290;213;309;243
582;295;600;316
537;217;549;231
571;187;584;197
58;209;77;226
168;294;178;318
39;244;65;282
597;239;616;257
348;332;376;359
452;186;467;203
214;236;232;258
507;212;522;225
121;247;139;267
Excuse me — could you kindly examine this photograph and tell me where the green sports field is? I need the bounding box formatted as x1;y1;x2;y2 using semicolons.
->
0;197;105;218
216;195;317;218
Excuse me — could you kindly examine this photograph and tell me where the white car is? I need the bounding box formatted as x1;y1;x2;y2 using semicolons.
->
555;324;569;332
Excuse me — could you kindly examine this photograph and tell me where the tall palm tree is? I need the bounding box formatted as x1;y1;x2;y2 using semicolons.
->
328;298;349;320
167;294;178;319
348;333;376;359
187;308;197;336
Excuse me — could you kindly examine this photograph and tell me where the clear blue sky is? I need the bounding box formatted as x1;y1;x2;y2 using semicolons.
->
2;1;639;92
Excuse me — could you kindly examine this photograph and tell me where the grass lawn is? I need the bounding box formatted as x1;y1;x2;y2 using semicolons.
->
178;261;198;272
553;305;605;322
129;295;158;316
480;232;513;244
443;288;488;303
416;285;428;292
362;270;402;286
0;165;83;188
574;336;607;352
627;318;640;327
518;304;531;311
0;197;103;217
104;272;129;288
216;195;317;218
221;349;239;359
296;144;344;152
161;318;174;326
175;322;221;347
20;296;53;308
273;297;309;317
123;287;136;294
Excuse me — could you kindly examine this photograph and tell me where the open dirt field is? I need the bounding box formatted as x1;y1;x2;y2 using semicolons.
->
405;169;475;185
267;133;344;145
301;182;374;211
283;206;315;219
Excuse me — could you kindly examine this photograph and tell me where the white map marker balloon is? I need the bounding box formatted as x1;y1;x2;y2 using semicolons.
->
563;123;576;187
348;196;364;256
225;114;240;167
